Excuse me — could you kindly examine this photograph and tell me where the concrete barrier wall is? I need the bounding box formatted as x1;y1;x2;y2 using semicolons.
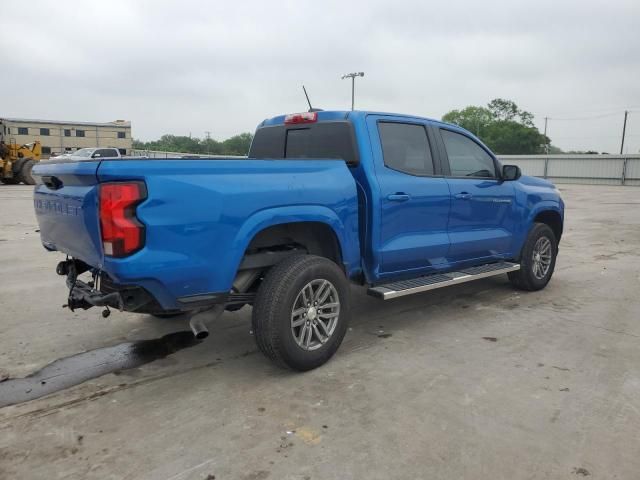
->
498;155;640;186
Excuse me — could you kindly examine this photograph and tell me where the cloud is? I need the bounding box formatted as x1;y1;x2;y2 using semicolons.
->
2;0;639;152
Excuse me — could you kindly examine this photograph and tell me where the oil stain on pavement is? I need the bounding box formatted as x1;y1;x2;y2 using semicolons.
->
0;331;200;408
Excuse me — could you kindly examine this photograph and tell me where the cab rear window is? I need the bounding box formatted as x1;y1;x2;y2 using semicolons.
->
249;121;358;165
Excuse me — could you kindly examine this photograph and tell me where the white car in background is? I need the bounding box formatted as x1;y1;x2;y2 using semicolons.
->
49;148;123;161
67;148;123;160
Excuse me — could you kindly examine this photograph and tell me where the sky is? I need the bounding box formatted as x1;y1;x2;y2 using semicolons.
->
2;0;640;153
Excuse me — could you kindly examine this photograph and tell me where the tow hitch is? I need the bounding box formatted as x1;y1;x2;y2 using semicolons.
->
56;259;225;338
57;259;124;312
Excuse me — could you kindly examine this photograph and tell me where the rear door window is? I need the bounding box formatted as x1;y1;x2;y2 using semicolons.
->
378;122;435;176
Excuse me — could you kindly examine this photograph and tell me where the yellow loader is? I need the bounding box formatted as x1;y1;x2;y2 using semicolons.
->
0;139;41;185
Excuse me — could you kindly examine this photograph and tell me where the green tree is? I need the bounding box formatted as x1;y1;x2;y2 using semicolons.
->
222;133;254;155
133;132;253;156
482;121;547;155
487;98;535;127
442;106;493;137
548;145;564;154
442;99;549;154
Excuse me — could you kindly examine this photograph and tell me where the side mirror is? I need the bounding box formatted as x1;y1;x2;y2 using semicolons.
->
91;153;102;158
502;164;521;181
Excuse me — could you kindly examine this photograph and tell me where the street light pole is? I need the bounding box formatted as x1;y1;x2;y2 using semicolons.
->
351;76;355;111
341;72;364;111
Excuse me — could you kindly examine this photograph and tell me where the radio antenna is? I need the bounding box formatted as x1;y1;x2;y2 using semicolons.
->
302;85;313;112
302;85;323;112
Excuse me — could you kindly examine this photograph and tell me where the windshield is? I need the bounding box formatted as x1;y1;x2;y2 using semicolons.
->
71;148;96;158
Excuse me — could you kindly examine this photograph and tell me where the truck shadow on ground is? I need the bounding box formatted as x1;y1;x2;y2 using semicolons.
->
0;277;521;410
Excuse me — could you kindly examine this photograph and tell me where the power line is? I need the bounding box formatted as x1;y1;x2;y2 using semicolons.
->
534;105;640;118
537;109;637;154
547;111;622;121
550;134;640;139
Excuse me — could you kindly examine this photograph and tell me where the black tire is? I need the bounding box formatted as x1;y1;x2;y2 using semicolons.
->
252;255;351;371
1;177;20;185
17;159;36;185
508;223;558;291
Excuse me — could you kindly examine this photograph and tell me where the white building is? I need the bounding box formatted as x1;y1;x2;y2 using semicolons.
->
0;117;132;158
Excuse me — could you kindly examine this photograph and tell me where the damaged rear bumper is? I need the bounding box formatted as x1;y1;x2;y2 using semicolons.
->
67;278;124;311
59;259;175;314
58;258;254;315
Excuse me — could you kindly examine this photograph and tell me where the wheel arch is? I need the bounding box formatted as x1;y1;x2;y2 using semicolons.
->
533;208;563;243
229;205;360;287
243;221;344;266
514;202;563;261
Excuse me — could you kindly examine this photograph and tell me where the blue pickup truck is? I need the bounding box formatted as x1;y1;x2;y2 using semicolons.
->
32;110;564;370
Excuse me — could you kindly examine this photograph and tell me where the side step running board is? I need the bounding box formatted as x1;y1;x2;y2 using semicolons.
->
368;262;520;300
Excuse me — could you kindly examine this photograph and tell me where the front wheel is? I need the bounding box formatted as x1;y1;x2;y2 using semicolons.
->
508;223;558;291
252;255;350;371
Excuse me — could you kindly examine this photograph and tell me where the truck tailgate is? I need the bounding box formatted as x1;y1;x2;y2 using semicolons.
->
33;160;103;267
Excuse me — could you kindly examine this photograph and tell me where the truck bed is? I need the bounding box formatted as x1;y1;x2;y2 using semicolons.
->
33;157;360;310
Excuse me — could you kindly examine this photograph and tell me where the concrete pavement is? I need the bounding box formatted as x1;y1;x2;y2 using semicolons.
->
1;184;639;479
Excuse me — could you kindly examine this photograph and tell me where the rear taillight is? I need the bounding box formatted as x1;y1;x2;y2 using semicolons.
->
284;112;317;124
99;182;146;257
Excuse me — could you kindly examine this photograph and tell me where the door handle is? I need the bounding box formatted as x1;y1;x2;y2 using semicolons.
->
454;192;472;200
387;193;410;202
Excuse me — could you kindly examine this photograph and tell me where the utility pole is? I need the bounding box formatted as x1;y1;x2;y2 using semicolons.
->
341;72;364;110
620;110;628;155
205;131;211;155
543;117;549;155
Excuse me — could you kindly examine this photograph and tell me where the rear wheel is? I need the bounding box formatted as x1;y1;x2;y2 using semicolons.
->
17;159;36;185
252;255;350;371
508;223;557;291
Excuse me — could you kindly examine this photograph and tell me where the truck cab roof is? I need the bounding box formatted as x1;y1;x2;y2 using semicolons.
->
259;110;453;129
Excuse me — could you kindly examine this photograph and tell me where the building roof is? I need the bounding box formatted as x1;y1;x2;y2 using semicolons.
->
0;117;131;127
